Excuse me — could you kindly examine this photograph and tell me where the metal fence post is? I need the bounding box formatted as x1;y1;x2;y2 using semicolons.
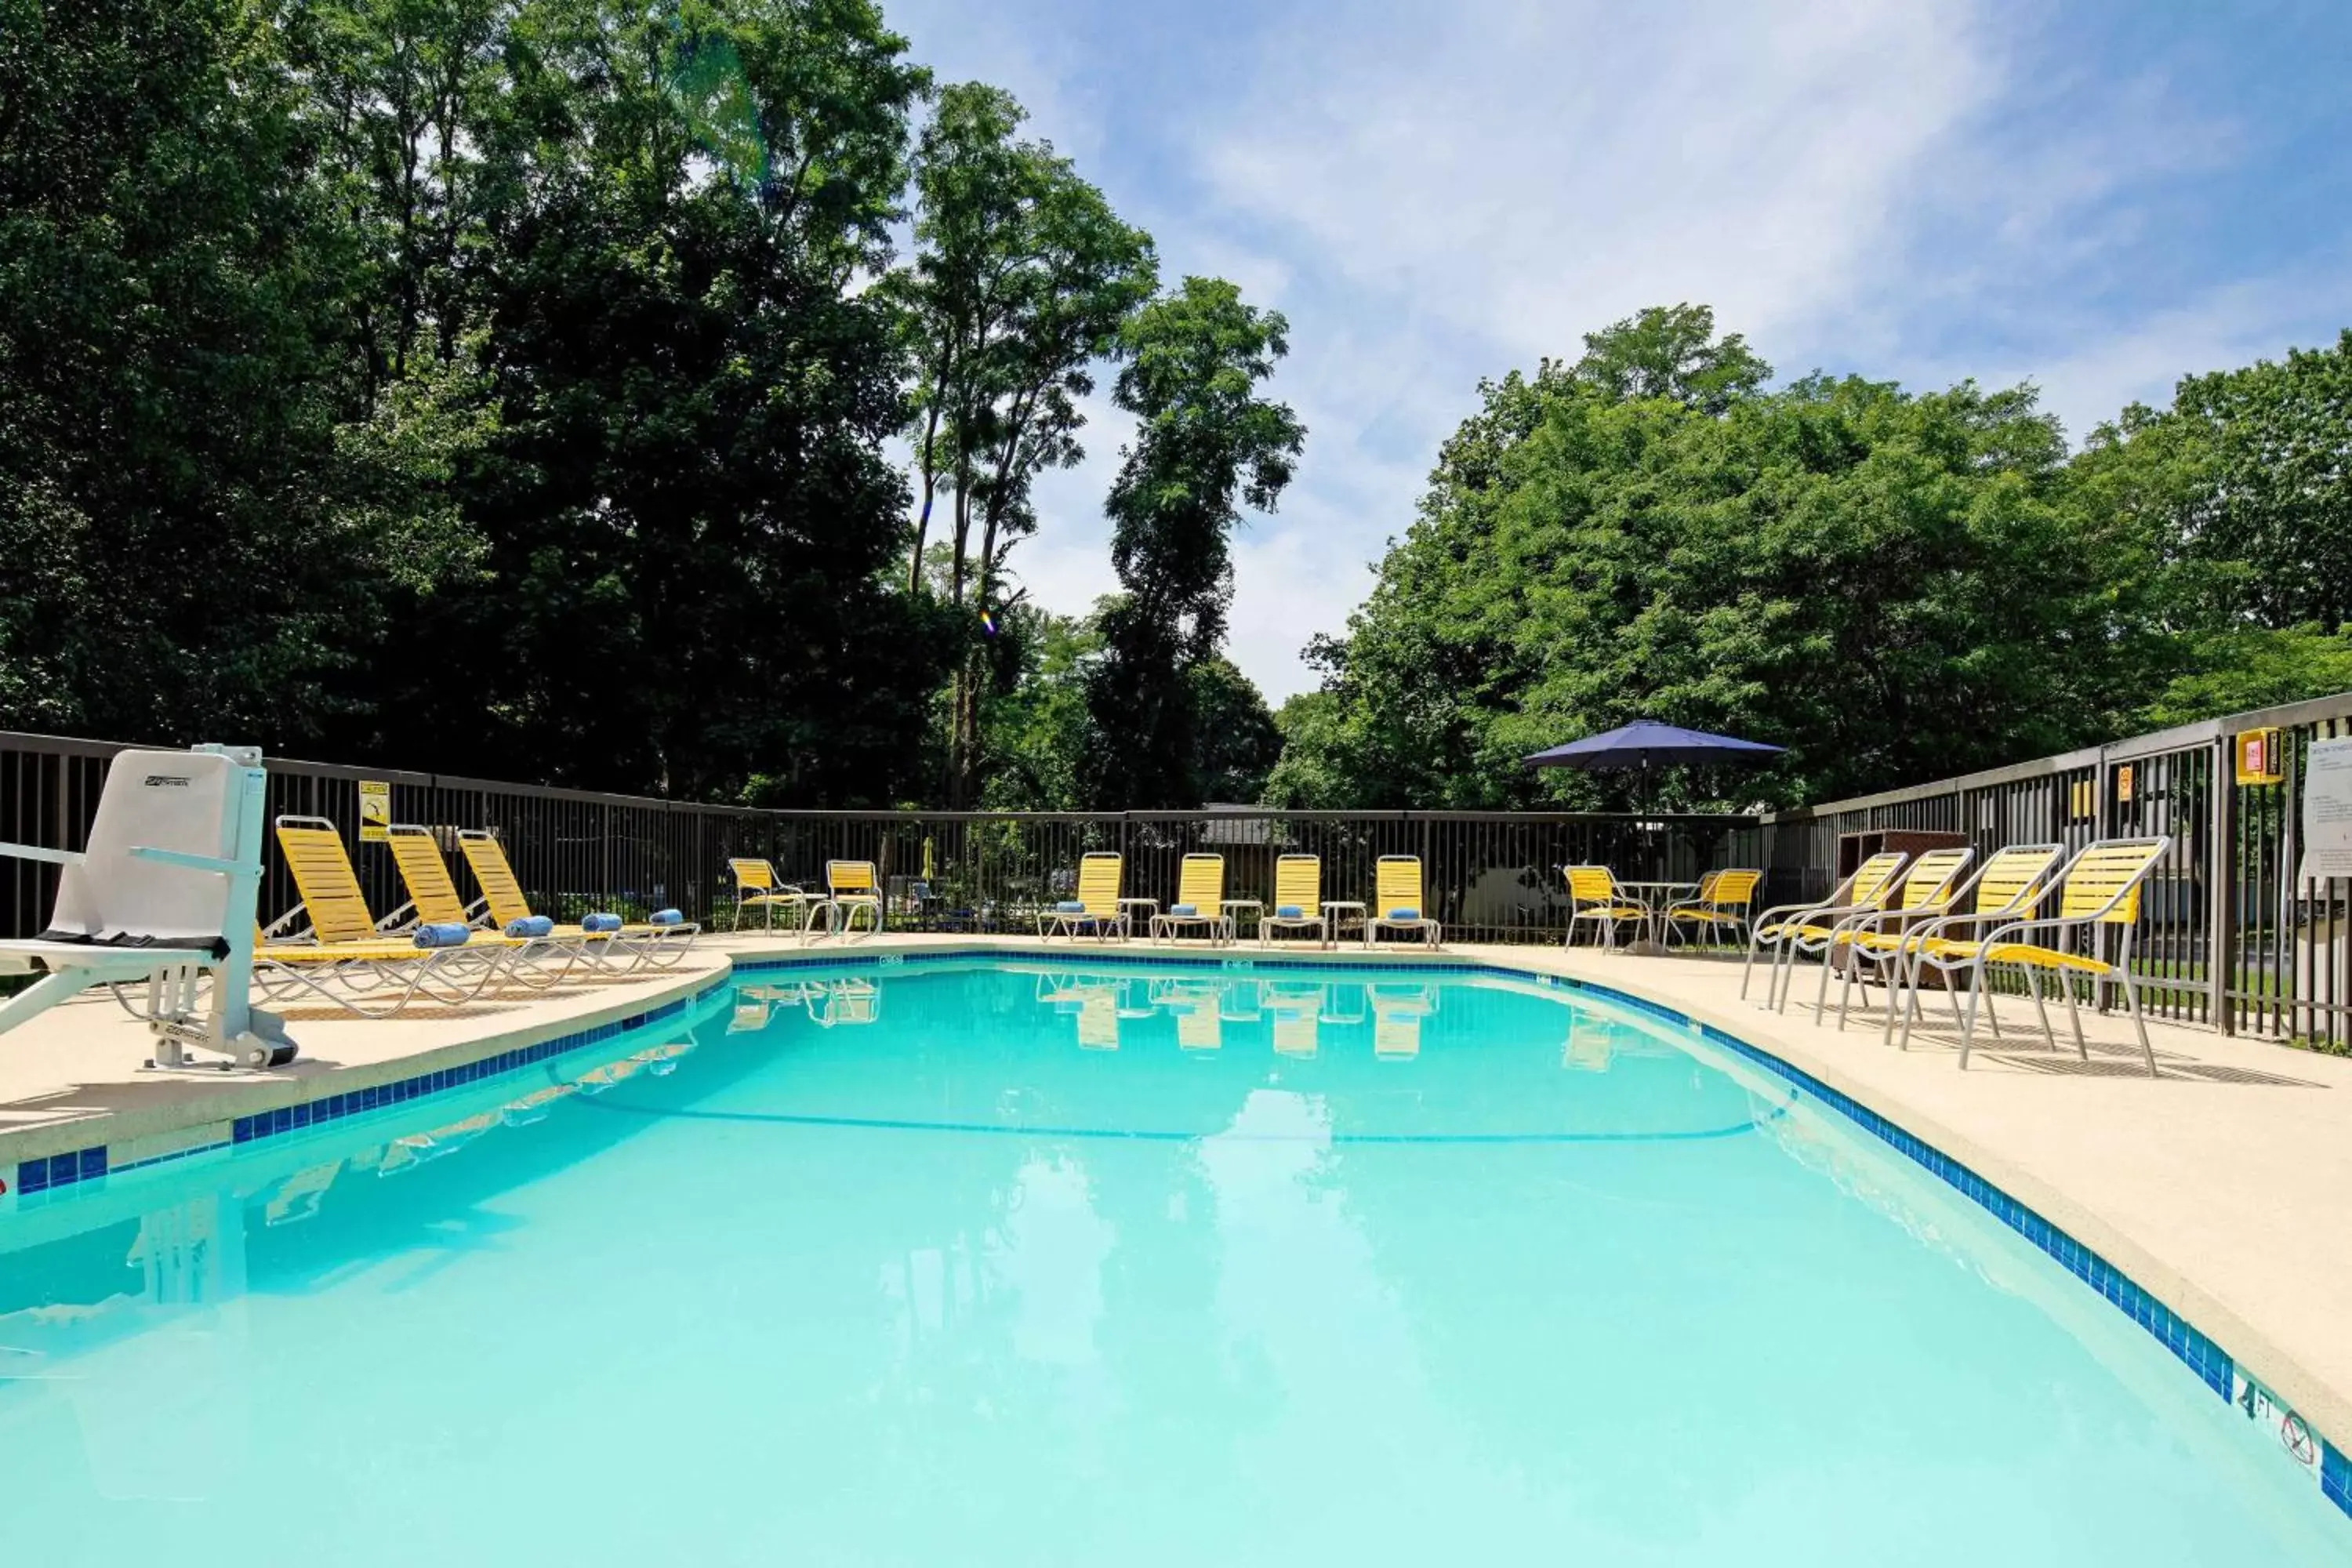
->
2208;735;2238;1035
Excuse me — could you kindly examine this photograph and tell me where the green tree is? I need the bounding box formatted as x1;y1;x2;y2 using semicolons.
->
976;602;1098;810
1185;657;1283;802
0;0;480;742
891;83;1156;804
1566;302;1769;414
1083;277;1303;808
329;0;951;801
1280;309;2161;808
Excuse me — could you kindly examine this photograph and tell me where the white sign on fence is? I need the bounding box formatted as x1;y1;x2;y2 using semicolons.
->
2299;736;2352;884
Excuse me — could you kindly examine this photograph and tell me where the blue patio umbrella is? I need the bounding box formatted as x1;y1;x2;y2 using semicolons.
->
1523;720;1784;814
1525;720;1785;913
1522;719;1784;774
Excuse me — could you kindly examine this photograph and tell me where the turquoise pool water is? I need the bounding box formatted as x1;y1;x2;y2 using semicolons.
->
0;960;2342;1565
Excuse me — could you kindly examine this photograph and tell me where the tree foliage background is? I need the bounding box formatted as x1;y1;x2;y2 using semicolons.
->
3;3;2348;814
1271;308;2352;810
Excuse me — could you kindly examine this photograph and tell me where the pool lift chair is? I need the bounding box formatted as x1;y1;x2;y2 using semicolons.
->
0;744;297;1069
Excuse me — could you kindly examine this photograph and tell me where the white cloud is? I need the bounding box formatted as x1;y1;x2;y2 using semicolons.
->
880;0;2348;706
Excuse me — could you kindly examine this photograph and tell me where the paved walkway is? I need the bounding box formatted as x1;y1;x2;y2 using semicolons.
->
3;930;2347;1453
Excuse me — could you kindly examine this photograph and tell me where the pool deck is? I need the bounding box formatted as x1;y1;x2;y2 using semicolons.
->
4;930;2350;1465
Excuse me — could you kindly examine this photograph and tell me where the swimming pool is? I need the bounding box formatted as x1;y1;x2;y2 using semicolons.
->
1;957;2342;1565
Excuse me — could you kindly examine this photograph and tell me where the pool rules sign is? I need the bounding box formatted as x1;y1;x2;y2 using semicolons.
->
358;779;391;844
2300;737;2352;884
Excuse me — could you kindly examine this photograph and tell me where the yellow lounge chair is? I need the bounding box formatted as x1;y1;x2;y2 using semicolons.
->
384;824;579;989
1898;838;2172;1073
728;857;818;935
1366;855;1440;949
1787;847;1976;1020
1260;854;1329;947
1659;869;1763;951
1151;854;1230;944
1864;844;2067;1044
456;829;698;969
812;859;882;942
1827;844;2052;1031
1563;866;1652;950
1740;850;1909;1004
258;818;524;1017
1039;851;1134;941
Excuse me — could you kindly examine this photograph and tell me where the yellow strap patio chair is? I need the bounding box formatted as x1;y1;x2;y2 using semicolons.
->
1563;866;1653;950
456;829;699;969
1150;853;1230;945
1896;838;2172;1073
1038;851;1133;942
1847;843;2067;1039
1367;855;1440;949
812;859;882;942
1787;847;1976;1021
1659;869;1763;951
384;824;579;990
259;818;523;1017
728;857;818;936
1740;850;1909;1005
1260;854;1329;947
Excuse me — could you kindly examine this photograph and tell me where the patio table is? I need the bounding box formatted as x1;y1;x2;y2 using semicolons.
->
1220;898;1261;946
1321;899;1367;949
1612;880;1699;955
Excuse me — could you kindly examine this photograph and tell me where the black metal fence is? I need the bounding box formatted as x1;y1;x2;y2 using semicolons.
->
7;685;2350;1048
1760;691;2352;1049
0;731;1762;946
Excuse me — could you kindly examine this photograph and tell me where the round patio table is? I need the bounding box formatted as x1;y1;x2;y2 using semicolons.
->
1611;879;1699;956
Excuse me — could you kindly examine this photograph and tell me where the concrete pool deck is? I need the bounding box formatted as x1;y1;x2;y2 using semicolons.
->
3;930;2349;1470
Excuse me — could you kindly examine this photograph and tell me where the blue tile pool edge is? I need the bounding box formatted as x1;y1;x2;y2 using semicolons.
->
9;975;734;1200
9;944;2347;1525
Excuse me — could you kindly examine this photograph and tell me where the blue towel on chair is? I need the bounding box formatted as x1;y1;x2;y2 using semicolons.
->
1055;900;1085;914
1276;905;1305;920
1170;903;1199;917
1386;906;1421;922
412;923;470;949
650;909;684;926
580;912;622;934
504;915;554;938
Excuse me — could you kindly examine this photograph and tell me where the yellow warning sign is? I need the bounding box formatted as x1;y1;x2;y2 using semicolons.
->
358;780;391;843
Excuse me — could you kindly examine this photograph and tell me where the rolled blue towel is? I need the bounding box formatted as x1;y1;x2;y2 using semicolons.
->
580;912;622;934
1276;905;1305;920
649;909;684;926
504;915;555;938
1055;900;1085;913
412;922;471;949
1386;906;1421;922
1170;903;1200;917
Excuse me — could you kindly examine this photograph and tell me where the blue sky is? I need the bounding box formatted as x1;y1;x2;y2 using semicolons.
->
883;0;2352;703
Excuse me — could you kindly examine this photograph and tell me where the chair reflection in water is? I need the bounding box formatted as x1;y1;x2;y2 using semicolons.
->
730;982;807;1033
804;978;880;1028
1039;974;1124;1050
1370;983;1436;1060
1560;1011;1617;1073
1154;981;1221;1051
1267;982;1324;1058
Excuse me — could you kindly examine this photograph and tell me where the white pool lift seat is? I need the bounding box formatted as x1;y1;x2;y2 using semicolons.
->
0;744;296;1069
